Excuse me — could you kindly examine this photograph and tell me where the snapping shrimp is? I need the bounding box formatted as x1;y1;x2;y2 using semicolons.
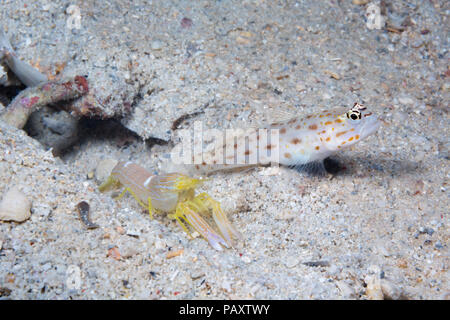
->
99;161;241;250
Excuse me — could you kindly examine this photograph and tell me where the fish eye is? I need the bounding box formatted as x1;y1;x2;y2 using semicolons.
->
347;110;361;120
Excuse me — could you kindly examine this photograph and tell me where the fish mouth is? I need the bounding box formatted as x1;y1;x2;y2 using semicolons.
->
360;116;381;139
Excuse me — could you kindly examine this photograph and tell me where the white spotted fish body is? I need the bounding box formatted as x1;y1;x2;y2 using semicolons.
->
176;103;380;174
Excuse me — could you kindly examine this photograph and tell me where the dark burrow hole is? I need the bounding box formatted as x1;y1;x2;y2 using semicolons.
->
67;118;168;157
1;81;167;157
0;84;25;106
323;157;343;174
22;109;167;157
292;157;343;176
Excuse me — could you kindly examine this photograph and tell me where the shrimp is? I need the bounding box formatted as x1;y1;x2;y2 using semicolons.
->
99;161;241;251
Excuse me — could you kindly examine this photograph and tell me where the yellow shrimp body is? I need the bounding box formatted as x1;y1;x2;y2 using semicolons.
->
99;161;241;251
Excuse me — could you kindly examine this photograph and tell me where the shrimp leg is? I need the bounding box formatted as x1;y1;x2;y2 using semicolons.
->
170;202;229;251
193;193;243;246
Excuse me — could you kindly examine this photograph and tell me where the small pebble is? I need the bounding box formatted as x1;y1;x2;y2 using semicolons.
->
284;256;300;268
180;17;193;29
126;229;141;238
418;227;434;236
0;186;31;222
107;247;121;260
121;246;138;259
398;96;415;105
296;82;307;92
303;260;330;267
435;241;443;250
151;40;164;51
352;0;369;4
116;226;126;235
190;270;205;280
166;249;184;259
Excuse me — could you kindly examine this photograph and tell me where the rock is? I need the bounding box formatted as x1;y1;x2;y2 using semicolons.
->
0;186;31;222
151;40;164;51
95;159;119;183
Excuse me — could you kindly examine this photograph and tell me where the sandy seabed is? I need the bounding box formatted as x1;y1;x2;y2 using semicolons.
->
0;0;448;299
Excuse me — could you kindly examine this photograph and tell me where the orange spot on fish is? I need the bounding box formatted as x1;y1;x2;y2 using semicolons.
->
295;124;302;130
326;137;331;141
284;152;292;159
335;118;343;123
325;121;332;125
308;124;318;130
280;128;286;134
336;131;348;137
315;146;320;150
348;137;354;141
355;135;360;140
291;138;302;144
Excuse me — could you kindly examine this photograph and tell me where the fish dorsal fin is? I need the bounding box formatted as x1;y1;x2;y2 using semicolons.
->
268;108;296;123
240;106;297;129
